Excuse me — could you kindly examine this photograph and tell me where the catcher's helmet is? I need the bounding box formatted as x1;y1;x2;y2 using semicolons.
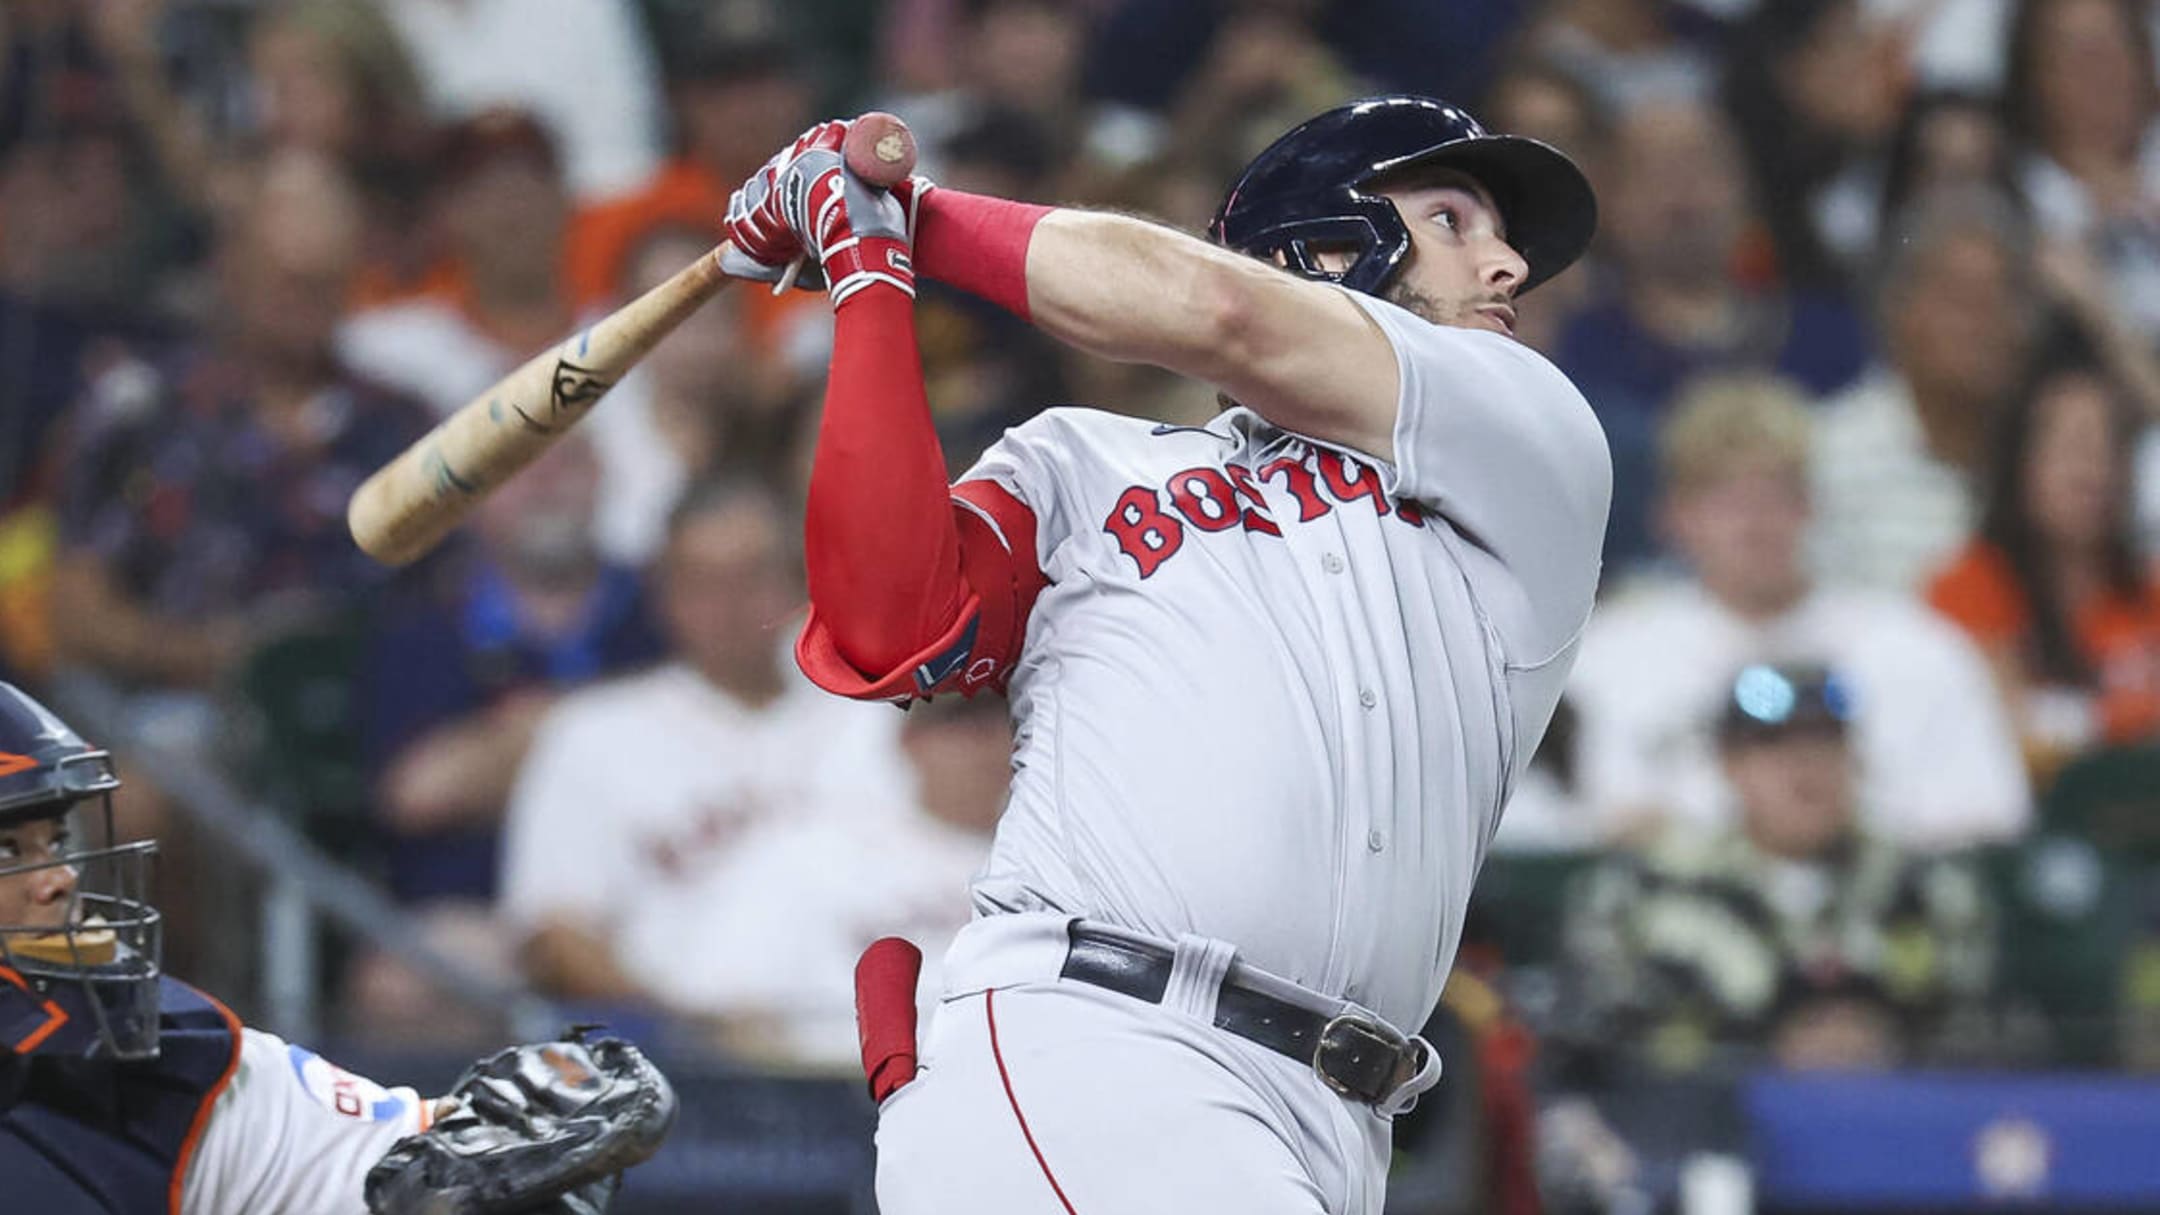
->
1209;95;1597;297
0;683;161;1060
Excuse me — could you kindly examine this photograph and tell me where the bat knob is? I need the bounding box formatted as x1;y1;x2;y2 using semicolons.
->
844;112;918;189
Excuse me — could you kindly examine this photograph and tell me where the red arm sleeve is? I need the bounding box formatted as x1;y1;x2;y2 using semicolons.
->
795;284;1047;701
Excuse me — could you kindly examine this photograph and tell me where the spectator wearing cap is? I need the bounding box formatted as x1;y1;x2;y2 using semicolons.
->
1561;664;1998;1074
1569;375;2029;852
373;0;663;203
1928;327;2160;777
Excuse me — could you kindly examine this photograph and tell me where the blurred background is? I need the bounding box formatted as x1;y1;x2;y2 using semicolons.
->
5;0;2160;1211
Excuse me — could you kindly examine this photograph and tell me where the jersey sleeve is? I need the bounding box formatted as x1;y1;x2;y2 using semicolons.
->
796;421;1061;703
1345;291;1613;660
179;1027;430;1215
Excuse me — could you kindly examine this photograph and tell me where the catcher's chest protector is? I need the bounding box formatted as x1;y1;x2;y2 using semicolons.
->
0;978;239;1214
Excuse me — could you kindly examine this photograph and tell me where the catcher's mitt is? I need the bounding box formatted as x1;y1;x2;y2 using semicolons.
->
364;1028;677;1215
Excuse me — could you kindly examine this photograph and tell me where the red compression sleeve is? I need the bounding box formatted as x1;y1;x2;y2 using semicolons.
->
804;285;971;677
913;189;1053;321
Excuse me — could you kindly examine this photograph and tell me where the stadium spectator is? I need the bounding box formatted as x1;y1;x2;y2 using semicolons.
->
1479;54;1608;355
1562;664;1998;1073
1721;0;1912;290
1553;94;1871;570
242;1;438;308
563;35;812;314
879;0;1089;176
587;224;810;564
1876;90;2021;243
363;434;662;906
1518;0;1719;108
1929;329;2160;778
335;108;574;421
499;477;966;1065
0;1;205;317
2004;0;2160;338
46;151;430;705
1812;186;2037;592
1570;375;2029;851
374;0;663;203
340;433;662;1042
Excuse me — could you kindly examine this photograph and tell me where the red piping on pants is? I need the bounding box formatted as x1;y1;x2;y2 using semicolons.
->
986;989;1080;1214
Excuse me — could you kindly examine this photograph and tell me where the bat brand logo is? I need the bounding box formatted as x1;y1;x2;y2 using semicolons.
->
550;358;612;421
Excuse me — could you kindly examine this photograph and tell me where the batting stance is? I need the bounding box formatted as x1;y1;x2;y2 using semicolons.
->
723;96;1609;1213
0;682;674;1214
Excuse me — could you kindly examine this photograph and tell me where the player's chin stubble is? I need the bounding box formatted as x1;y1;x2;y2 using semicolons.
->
1385;281;1466;328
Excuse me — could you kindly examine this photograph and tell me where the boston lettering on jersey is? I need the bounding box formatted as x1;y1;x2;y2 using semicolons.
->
1103;448;1425;577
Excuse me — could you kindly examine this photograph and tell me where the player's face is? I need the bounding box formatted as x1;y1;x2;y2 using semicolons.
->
1376;172;1527;337
0;815;80;933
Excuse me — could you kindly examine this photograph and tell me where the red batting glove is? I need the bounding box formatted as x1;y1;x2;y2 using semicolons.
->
719;120;850;284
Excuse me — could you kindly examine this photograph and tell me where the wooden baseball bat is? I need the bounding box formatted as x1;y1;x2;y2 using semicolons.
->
346;247;734;565
346;112;920;567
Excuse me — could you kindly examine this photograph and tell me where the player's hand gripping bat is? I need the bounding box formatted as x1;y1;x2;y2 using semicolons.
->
346;112;918;566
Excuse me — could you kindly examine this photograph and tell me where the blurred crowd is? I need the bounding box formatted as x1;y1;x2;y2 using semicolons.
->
4;0;2160;1152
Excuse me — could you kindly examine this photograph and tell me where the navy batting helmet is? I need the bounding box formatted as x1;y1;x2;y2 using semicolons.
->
0;683;161;1060
1209;95;1597;297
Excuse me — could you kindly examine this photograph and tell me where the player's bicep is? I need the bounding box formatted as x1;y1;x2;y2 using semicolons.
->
1192;258;1402;463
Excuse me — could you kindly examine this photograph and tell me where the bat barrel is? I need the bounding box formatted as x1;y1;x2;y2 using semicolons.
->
346;247;733;565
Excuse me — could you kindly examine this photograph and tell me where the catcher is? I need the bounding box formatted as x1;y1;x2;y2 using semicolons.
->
0;681;675;1214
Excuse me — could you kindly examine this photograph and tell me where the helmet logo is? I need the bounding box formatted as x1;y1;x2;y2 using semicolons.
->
0;752;35;778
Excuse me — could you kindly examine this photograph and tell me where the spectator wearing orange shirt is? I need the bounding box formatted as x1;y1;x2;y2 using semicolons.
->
563;38;816;352
1929;328;2160;774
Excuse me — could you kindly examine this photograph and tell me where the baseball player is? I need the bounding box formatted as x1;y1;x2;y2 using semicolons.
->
0;681;672;1214
723;96;1609;1213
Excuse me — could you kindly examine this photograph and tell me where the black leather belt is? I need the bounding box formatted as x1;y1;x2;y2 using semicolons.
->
1058;925;1424;1105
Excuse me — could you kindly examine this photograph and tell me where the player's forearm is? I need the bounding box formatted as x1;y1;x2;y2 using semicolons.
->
804;287;970;675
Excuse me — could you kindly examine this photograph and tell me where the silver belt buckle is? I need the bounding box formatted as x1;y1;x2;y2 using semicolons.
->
1312;1012;1410;1100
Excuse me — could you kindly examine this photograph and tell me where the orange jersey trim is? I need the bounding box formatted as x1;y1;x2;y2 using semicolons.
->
168;982;245;1215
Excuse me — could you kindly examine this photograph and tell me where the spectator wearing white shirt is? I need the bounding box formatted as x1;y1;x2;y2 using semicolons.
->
500;477;990;1067
1574;375;2031;852
1812;186;2038;592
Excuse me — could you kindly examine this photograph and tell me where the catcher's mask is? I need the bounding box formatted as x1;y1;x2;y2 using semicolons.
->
0;683;160;1061
1209;95;1597;297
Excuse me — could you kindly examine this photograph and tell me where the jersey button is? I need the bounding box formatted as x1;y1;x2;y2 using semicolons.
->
1321;552;1344;574
1367;829;1387;853
1359;688;1377;709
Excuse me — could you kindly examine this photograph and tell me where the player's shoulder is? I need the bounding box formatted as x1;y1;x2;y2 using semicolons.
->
974;406;1242;483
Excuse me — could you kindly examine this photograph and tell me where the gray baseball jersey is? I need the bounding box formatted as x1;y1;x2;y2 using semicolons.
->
954;291;1610;1031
